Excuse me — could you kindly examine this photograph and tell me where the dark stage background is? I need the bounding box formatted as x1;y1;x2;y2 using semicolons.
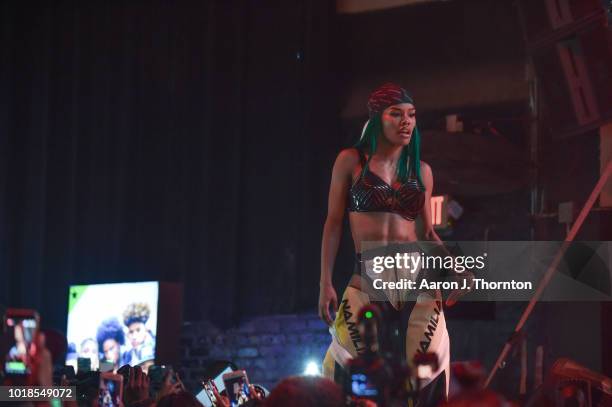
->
0;0;536;332
2;0;607;349
0;0;343;330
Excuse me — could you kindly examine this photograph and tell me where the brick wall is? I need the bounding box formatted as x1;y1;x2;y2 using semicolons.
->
180;313;330;391
177;308;520;395
178;303;602;400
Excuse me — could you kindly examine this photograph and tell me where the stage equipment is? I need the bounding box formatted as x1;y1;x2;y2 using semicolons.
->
420;130;529;196
517;0;612;137
485;160;612;388
525;358;612;406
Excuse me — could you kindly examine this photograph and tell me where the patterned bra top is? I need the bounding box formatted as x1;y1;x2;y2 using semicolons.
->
348;148;425;221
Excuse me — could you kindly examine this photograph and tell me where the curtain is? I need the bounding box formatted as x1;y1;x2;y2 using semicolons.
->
0;0;346;330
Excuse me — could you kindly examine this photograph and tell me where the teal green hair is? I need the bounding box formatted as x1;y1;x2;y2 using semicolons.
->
354;114;425;189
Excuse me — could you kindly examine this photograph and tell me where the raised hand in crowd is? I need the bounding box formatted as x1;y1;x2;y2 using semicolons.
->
156;370;185;401
124;366;151;406
29;332;53;387
211;384;263;407
211;385;230;407
248;384;264;402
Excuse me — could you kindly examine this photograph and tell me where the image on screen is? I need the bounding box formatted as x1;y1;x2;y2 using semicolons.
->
99;376;122;407
98;380;120;407
4;317;37;375
66;281;159;371
351;373;378;397
225;374;250;407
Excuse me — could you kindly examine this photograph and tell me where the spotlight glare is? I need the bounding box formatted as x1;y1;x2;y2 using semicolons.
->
303;361;320;376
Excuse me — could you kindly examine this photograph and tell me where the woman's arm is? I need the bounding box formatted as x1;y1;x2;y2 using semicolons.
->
420;161;441;242
421;161;473;306
319;149;356;325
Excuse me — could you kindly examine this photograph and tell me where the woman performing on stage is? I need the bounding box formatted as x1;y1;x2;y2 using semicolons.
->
319;83;450;404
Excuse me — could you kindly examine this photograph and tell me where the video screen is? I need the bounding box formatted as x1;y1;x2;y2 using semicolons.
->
3;316;37;375
66;281;159;371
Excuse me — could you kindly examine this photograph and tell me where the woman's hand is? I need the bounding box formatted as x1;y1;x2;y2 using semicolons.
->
318;283;338;326
423;227;441;242
445;270;474;307
320;150;354;327
422;220;474;307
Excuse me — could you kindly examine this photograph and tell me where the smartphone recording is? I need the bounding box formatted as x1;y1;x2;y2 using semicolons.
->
98;372;123;407
223;370;251;407
3;309;39;376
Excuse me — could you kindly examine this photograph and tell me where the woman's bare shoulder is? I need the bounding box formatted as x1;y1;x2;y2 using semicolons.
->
334;148;361;172
419;160;432;176
419;160;431;171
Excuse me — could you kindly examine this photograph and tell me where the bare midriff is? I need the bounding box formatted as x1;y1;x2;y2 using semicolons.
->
348;212;418;290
